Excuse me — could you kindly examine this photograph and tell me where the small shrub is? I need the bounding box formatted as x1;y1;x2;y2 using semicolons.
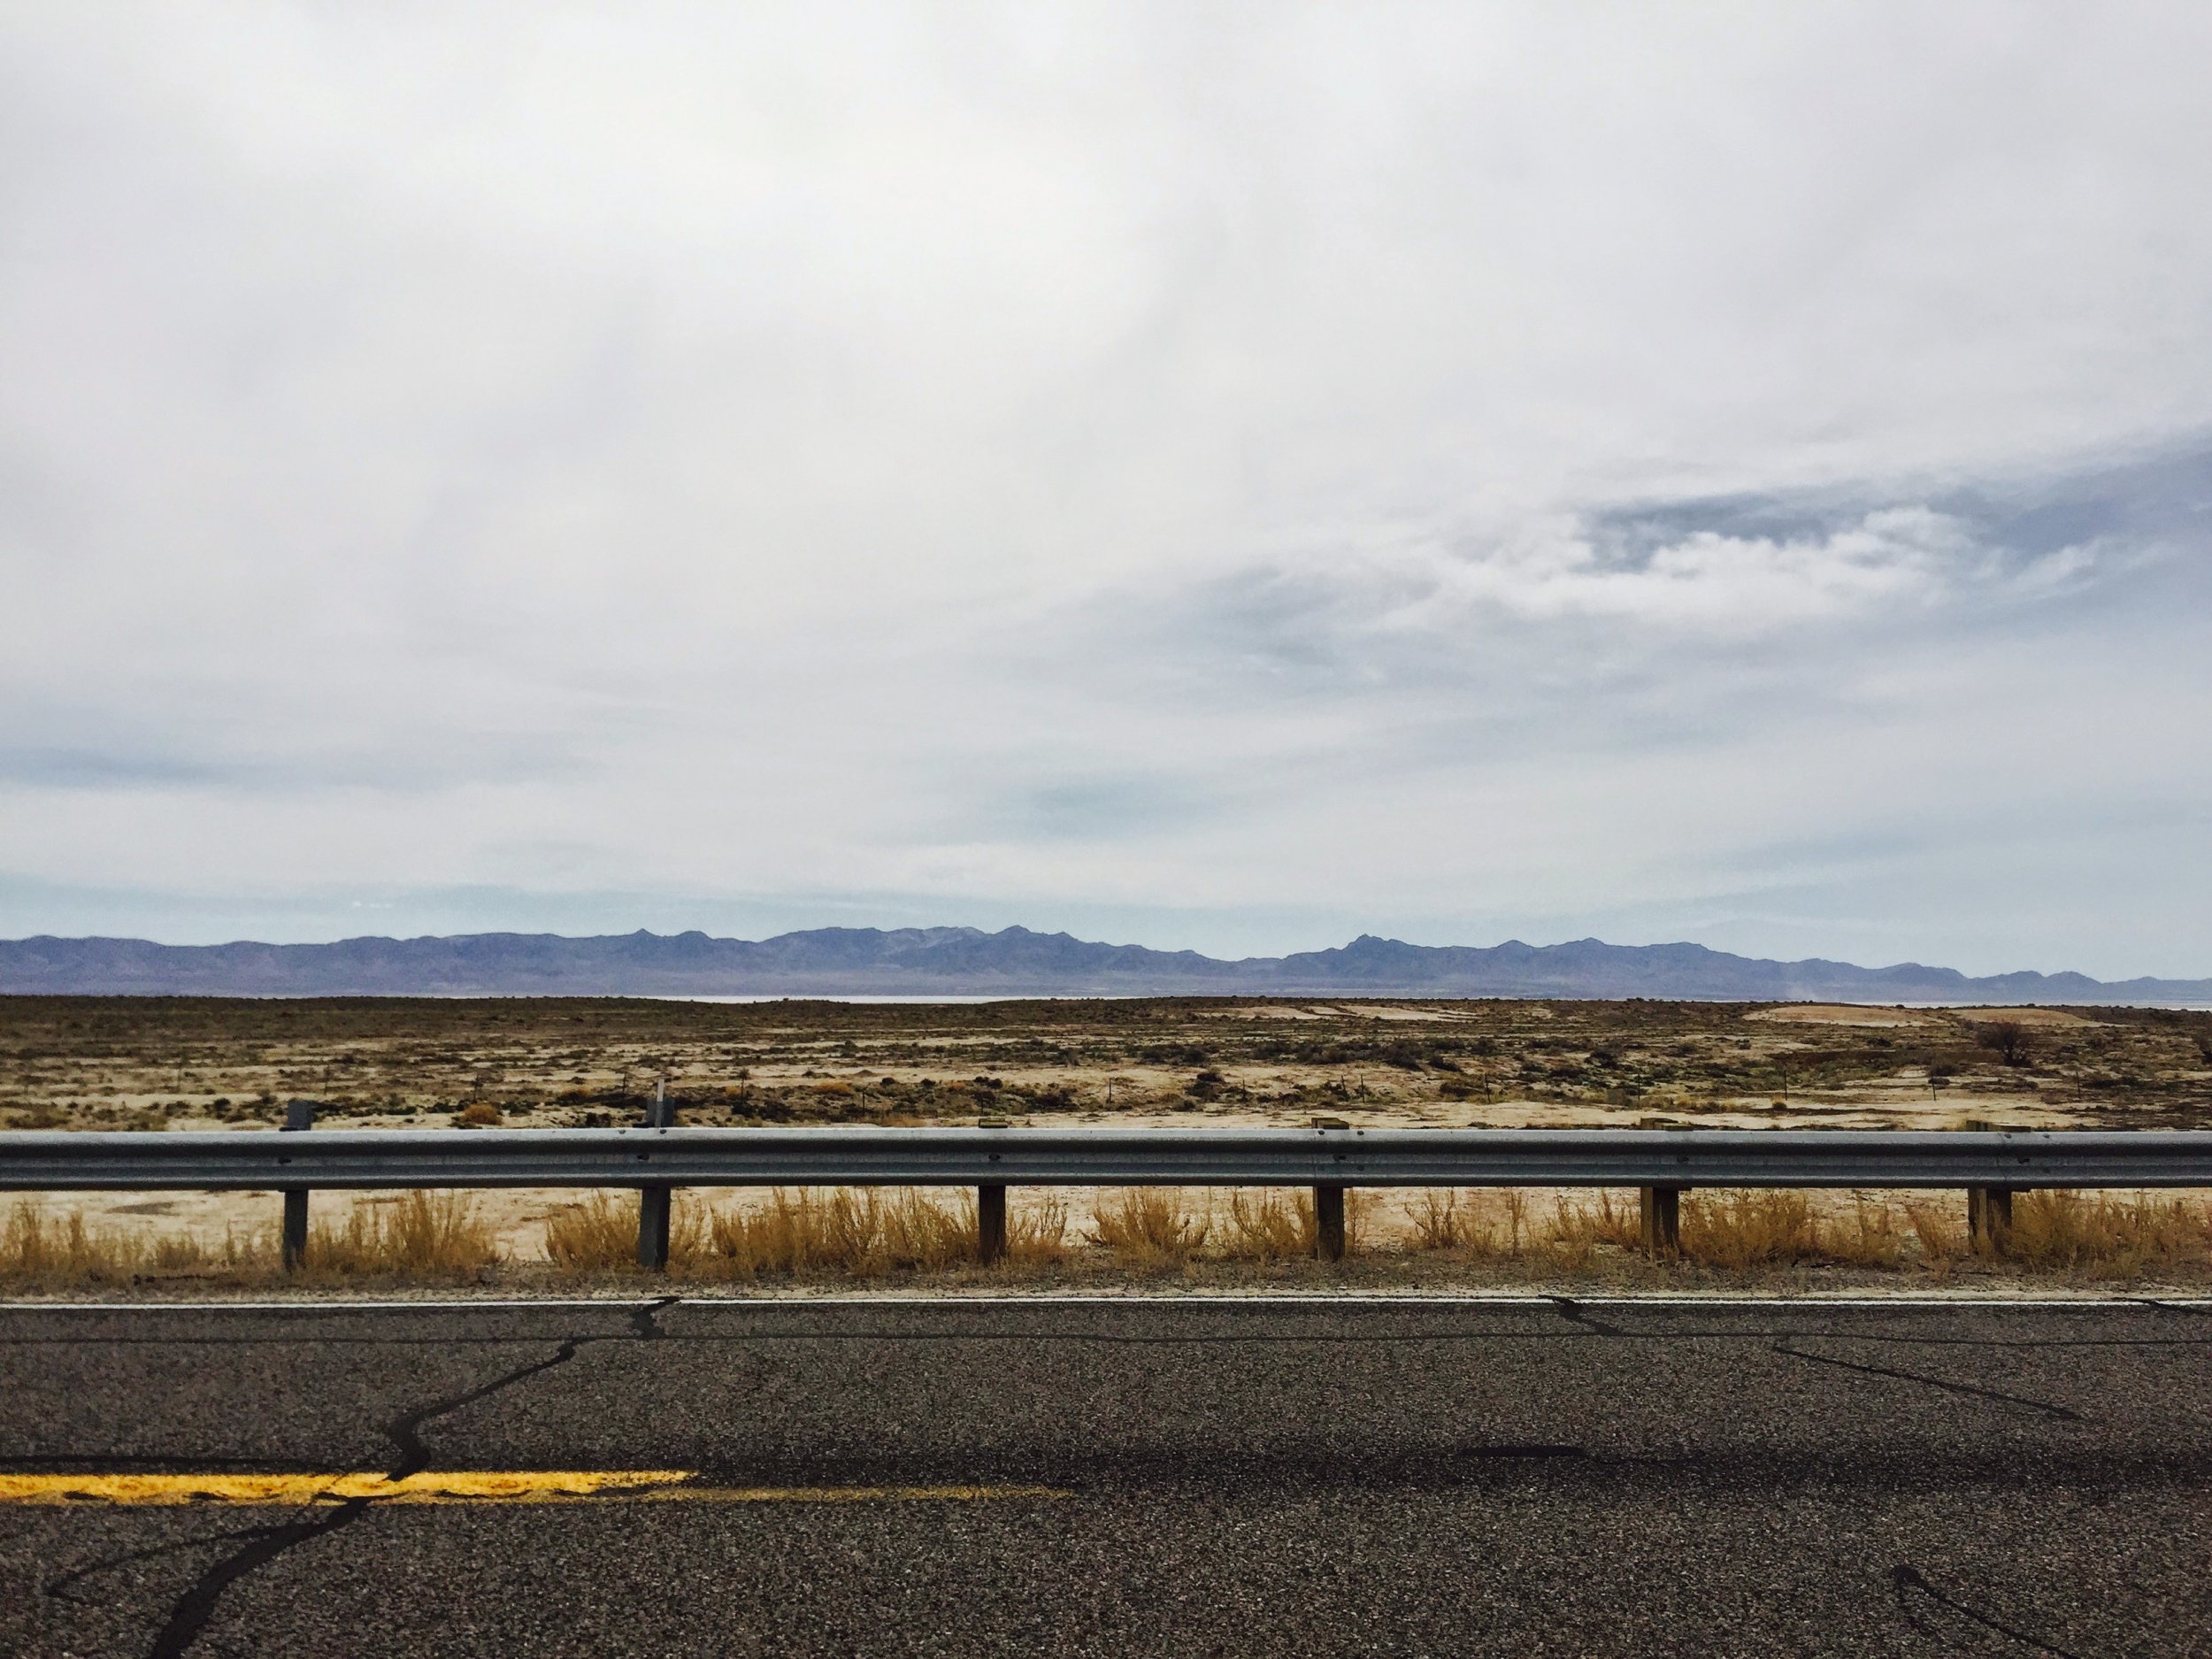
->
456;1102;501;1127
1978;1019;2032;1068
311;1193;498;1277
1819;1193;1905;1268
1904;1200;1967;1271
543;1193;703;1273
1091;1187;1209;1264
1408;1190;1465;1251
1221;1190;1314;1260
1682;1192;1816;1270
2006;1191;2212;1279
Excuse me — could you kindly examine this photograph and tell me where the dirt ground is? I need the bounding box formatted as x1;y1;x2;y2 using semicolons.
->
4;994;2209;1265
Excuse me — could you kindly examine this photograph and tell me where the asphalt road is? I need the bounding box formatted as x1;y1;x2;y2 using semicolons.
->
3;1295;2208;1657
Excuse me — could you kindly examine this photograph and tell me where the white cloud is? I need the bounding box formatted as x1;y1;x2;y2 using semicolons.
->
1371;507;1973;635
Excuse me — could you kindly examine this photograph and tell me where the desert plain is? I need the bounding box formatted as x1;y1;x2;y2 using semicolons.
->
4;994;2210;1289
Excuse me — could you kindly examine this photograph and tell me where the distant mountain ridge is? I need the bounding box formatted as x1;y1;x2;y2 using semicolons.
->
3;926;2208;1003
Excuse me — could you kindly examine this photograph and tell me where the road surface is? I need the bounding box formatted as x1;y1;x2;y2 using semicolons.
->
3;1295;2208;1656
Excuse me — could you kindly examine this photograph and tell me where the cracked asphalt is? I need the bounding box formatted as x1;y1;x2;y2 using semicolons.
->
3;1296;2209;1657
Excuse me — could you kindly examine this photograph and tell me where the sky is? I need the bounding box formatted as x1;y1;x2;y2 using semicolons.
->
3;3;2209;979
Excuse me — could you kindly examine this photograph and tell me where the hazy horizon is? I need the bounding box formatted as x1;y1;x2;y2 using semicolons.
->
5;6;2209;979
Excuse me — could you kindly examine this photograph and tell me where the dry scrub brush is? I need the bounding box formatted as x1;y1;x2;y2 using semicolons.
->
1;1201;273;1286
540;1187;1068;1279
1408;1189;1535;1254
706;1188;1070;1277
2002;1191;2212;1279
305;1193;498;1279
542;1193;705;1273
1090;1187;1210;1264
709;1189;970;1277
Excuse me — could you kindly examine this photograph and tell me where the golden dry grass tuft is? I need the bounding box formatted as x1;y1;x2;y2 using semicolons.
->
703;1188;975;1278
1541;1191;1643;1268
541;1193;705;1273
1221;1190;1314;1261
307;1193;499;1278
2003;1191;2212;1279
1680;1192;1816;1270
1905;1201;1967;1271
2;1199;270;1286
1090;1187;1210;1264
1414;1189;1536;1256
1819;1194;1909;1268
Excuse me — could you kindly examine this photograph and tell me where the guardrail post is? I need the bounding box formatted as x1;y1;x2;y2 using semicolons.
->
978;1183;1008;1264
637;1078;674;1271
1640;1185;1682;1257
279;1099;316;1271
1968;1186;2014;1251
1314;1184;1347;1261
1962;1120;2014;1253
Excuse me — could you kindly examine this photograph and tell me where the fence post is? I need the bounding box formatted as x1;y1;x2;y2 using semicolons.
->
280;1099;316;1272
637;1077;674;1271
1640;1185;1682;1256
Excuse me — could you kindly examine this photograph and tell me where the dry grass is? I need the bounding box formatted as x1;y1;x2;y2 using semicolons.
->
704;1188;974;1277
1542;1191;1643;1268
537;1187;1070;1279
13;1182;2212;1289
0;1201;273;1286
1090;1187;1210;1264
1406;1189;1534;1254
2002;1191;2212;1279
1397;1187;1909;1271
1905;1200;1967;1271
1680;1192;1816;1270
306;1193;499;1278
1221;1190;1315;1260
1820;1194;1909;1268
541;1193;706;1273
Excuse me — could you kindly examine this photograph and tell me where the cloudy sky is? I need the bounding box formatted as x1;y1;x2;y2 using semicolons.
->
4;4;2209;976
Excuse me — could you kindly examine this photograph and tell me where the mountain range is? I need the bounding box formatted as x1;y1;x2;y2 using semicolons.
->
2;926;2208;1003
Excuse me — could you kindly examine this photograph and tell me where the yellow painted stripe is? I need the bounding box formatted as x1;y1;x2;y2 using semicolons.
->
0;1471;1068;1506
0;1471;690;1505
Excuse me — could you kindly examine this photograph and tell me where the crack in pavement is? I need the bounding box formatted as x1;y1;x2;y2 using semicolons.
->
1890;1563;2086;1656
147;1501;372;1659
1775;1340;2085;1421
127;1297;681;1658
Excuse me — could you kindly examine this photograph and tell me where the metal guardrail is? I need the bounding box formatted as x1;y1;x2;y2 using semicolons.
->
4;1120;2208;1266
4;1125;2210;1192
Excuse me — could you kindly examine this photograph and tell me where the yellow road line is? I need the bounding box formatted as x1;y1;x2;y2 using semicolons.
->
0;1471;1069;1506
